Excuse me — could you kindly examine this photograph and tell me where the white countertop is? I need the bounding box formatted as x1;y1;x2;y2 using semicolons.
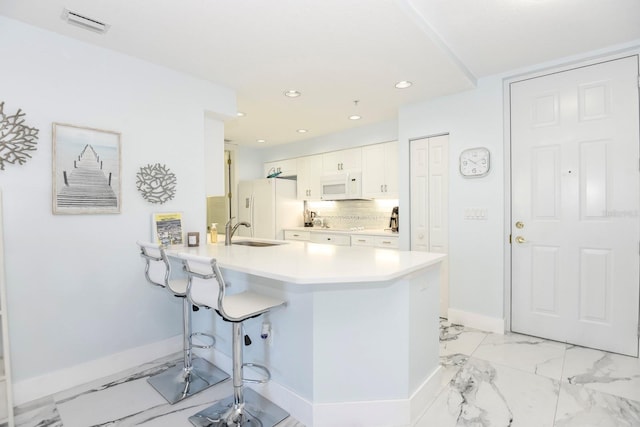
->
284;227;399;237
166;239;444;285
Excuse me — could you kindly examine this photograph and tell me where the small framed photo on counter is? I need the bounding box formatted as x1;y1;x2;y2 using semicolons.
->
187;232;200;247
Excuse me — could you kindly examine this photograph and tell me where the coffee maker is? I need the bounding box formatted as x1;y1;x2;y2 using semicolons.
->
389;206;399;232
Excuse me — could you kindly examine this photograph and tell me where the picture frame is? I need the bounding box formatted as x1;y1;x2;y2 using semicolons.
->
152;212;184;247
187;232;200;247
52;123;121;214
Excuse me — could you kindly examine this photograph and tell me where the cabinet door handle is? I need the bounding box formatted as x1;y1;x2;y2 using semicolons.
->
380;185;383;192
384;184;387;192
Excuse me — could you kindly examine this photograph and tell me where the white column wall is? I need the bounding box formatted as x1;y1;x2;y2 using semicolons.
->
0;16;235;397
398;76;505;324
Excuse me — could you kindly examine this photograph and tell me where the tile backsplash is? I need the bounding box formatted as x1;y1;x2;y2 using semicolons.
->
306;199;398;230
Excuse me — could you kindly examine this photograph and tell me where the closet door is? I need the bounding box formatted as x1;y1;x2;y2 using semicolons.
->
410;135;449;318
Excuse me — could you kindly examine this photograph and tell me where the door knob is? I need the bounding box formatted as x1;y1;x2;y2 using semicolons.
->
515;221;524;229
515;236;527;244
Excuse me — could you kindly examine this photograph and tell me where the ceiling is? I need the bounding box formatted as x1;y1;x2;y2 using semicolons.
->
1;0;639;147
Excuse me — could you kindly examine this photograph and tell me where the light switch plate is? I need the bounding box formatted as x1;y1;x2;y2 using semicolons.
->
464;208;488;220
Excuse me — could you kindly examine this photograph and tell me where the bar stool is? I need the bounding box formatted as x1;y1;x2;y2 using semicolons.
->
177;252;289;427
137;241;229;404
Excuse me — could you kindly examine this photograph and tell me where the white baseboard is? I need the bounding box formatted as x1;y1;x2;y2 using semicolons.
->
13;335;182;406
16;333;445;425
308;366;442;427
193;337;443;427
447;308;505;334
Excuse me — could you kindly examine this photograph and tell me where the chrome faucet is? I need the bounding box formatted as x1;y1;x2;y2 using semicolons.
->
225;217;251;246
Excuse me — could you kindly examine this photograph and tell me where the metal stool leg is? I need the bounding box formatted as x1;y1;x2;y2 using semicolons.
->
188;321;289;427
147;298;229;404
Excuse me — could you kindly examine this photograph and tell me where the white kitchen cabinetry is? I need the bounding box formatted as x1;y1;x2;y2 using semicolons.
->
350;235;375;247
296;155;323;200
264;158;297;178
351;234;398;249
310;232;351;246
322;147;362;174
284;230;311;241
374;235;399;249
0;191;13;427
362;141;398;199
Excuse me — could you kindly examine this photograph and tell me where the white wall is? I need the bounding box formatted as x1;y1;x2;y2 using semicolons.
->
398;76;505;323
0;16;235;396
254;119;398;165
398;41;640;327
253;41;640;331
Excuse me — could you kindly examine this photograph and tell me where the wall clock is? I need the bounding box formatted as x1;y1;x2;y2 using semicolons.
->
459;147;490;178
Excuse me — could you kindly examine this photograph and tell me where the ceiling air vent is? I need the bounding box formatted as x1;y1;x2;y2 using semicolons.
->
62;8;110;34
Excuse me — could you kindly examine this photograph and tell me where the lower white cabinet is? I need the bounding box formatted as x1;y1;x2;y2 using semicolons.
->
284;230;311;241
374;235;399;249
352;234;398;249
284;229;398;249
351;235;375;247
310;233;351;246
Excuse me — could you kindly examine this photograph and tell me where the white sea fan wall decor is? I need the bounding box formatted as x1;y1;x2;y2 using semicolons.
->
0;101;39;170
136;163;177;204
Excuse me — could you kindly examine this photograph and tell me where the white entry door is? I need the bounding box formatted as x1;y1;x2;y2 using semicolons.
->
411;135;449;317
510;56;640;356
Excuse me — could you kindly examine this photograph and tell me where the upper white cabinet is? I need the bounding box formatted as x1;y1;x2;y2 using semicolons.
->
362;141;398;199
296;155;323;200
322;147;362;174
264;158;297;178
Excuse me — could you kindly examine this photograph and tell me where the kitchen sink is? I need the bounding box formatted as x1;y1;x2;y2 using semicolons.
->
232;241;284;247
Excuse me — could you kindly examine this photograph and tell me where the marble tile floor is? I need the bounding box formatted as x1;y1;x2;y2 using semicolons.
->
13;354;304;427
415;320;640;427
14;321;640;427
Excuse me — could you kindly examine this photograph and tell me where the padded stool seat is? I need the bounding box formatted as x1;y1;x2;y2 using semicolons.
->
177;252;289;427
137;241;229;404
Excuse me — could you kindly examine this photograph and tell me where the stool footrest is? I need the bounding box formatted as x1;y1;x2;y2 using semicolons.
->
190;332;215;349
242;362;271;384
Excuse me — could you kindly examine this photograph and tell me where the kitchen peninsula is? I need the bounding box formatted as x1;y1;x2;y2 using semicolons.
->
165;239;445;427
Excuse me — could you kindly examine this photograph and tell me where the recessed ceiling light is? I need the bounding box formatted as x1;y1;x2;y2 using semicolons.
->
62;8;110;34
283;90;301;98
297;129;308;133
257;139;266;143
236;111;245;117
395;80;412;89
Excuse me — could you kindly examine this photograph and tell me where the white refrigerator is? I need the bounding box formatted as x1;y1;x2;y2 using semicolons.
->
237;178;302;240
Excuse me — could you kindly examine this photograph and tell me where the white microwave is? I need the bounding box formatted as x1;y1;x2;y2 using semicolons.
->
320;171;364;200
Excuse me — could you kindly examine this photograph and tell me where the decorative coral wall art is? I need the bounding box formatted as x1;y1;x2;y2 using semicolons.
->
52;123;121;214
136;163;177;204
0;101;39;170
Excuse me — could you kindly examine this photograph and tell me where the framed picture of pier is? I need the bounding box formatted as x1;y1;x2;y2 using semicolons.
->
52;123;121;214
